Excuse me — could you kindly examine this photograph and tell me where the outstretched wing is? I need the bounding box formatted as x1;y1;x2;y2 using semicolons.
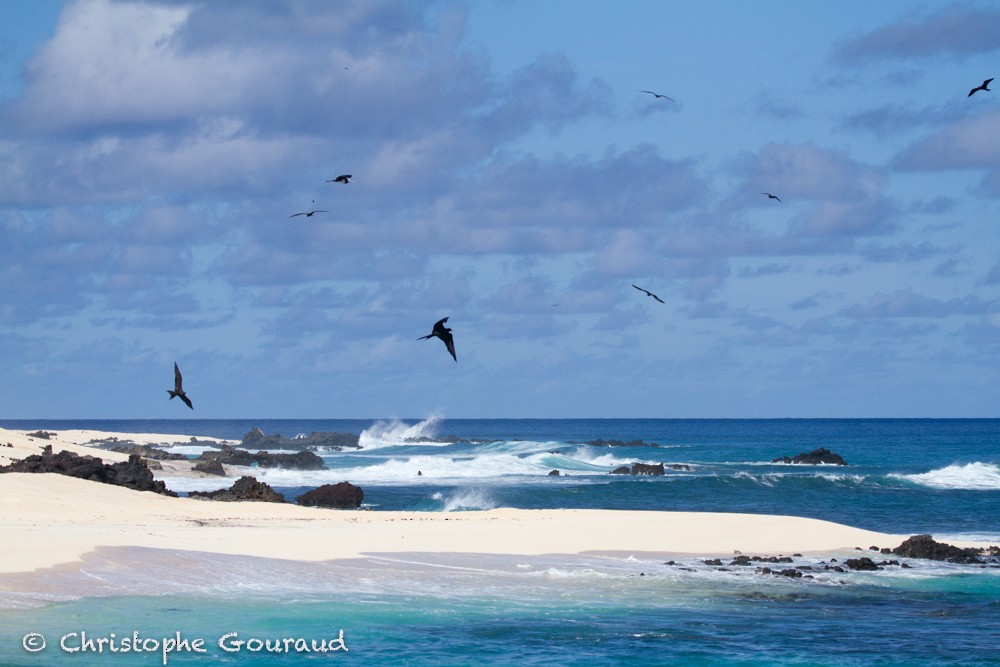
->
432;317;450;335
441;331;457;362
180;393;193;410
174;362;184;392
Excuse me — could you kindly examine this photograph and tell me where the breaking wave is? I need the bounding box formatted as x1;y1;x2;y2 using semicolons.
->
431;489;497;512
358;415;443;450
890;463;1000;490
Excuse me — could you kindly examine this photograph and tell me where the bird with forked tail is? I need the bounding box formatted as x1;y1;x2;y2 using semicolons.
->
418;317;457;362
167;362;193;410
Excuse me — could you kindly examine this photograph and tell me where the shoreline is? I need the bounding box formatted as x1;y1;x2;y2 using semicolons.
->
0;427;992;577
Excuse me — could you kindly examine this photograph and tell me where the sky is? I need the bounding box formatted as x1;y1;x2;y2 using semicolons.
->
0;0;998;419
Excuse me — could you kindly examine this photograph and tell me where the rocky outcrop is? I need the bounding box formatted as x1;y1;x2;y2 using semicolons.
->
257;450;326;470
844;557;881;571
296;482;364;509
111;444;187;461
891;534;986;564
192;459;226;476
580;439;662;448
197;444;326;470
26;430;55;440
242;428;361;451
0;445;176;496
610;462;665;476
770;447;847;465
188;476;285;503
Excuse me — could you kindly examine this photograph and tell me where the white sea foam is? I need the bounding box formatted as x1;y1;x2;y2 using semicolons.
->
432;489;497;512
934;532;1000;544
358;415;443;450
161;444;219;457
890;462;1000;490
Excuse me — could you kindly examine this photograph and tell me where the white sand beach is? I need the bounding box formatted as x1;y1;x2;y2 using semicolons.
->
0;428;986;576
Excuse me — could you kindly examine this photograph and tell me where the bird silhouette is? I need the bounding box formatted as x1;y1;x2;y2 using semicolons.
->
640;90;675;102
167;362;193;410
288;209;327;218
968;78;993;97
762;192;782;202
327;174;352;184
418;317;457;362
632;284;665;304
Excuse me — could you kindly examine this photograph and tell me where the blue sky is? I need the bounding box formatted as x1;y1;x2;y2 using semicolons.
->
0;0;998;418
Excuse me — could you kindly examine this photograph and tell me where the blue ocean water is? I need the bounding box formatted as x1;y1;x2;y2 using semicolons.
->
1;418;998;665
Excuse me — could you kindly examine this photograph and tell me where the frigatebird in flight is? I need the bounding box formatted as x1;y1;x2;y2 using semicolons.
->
762;192;782;202
289;209;327;218
969;78;993;97
418;317;457;362
632;284;665;304
167;362;193;410
327;174;352;184
640;90;675;102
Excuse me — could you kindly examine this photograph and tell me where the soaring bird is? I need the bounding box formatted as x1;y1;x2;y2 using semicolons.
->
327;174;352;184
288;209;327;218
640;90;675;102
167;362;193;410
632;284;665;304
762;192;782;202
418;317;457;362
968;78;993;97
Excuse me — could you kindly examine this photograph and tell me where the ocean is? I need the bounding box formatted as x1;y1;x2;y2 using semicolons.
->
0;418;998;666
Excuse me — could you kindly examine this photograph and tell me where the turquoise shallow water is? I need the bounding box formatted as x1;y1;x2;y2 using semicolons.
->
1;418;998;665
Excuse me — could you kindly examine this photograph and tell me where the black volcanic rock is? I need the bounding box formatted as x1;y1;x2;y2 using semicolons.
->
891;534;985;564
111;444;187;461
189;476;285;503
610;462;665;476
771;447;847;465
760;567;803;578
844;557;881;571
242;428;360;451
578;439;661;448
196;444;325;470
192;459;227;476
296;482;364;509
256;450;325;470
0;446;176;496
26;430;55;440
202;445;256;466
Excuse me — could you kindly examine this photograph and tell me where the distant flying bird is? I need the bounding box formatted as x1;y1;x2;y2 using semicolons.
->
640;90;675;102
632;284;665;304
762;192;782;202
167;362;193;410
327;174;352;184
288;209;327;218
418;317;457;362
968;78;993;97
